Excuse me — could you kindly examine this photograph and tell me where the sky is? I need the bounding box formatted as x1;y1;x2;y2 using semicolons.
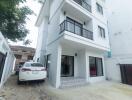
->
9;0;42;48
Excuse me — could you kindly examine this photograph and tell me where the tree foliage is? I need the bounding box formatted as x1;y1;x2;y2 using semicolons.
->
0;0;33;41
23;39;32;46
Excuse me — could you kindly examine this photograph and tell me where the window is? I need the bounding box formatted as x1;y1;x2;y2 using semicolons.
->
15;54;22;59
96;3;103;15
28;55;33;60
66;17;83;36
89;57;103;77
22;50;26;52
98;26;105;38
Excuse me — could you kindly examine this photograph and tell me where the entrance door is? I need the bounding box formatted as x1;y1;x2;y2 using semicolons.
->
0;52;6;82
61;55;74;77
120;64;132;85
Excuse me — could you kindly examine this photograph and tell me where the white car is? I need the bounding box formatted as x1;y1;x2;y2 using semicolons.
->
18;62;47;84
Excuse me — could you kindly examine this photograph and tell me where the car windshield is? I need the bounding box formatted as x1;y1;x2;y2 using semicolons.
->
31;63;43;67
24;63;31;67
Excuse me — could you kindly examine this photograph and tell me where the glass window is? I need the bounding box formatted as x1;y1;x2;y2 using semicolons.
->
89;57;103;77
61;55;74;77
66;17;74;33
75;22;82;35
98;26;105;38
96;3;103;15
66;17;83;35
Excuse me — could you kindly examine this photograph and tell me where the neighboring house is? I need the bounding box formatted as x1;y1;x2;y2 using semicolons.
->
105;0;132;85
10;46;35;67
0;32;16;88
35;0;110;88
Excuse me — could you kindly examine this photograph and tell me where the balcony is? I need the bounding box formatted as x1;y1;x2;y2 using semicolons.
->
60;20;93;40
73;0;91;12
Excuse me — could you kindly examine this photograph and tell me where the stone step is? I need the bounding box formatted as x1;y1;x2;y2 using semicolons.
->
60;78;88;88
60;81;88;89
61;78;86;84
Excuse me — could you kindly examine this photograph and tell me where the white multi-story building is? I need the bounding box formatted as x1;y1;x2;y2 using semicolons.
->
105;0;132;85
35;0;110;88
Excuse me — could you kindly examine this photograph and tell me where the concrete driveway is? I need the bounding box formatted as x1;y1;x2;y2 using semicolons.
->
43;81;132;100
1;76;132;100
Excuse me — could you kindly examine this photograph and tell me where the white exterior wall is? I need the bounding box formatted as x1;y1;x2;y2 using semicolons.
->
48;10;60;45
35;17;49;64
47;41;62;88
0;32;16;88
105;0;132;82
77;50;87;79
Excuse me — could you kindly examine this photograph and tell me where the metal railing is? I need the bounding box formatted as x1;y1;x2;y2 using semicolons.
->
73;0;92;12
60;20;93;40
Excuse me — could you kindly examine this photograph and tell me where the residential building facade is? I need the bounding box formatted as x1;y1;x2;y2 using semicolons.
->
0;32;16;88
10;46;35;67
35;0;110;88
105;0;132;85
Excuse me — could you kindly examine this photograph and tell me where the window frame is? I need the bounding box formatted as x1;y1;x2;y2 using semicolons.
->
89;56;104;77
98;26;105;38
96;3;103;15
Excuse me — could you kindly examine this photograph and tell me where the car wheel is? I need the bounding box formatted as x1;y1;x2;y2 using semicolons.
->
41;79;45;83
17;79;22;85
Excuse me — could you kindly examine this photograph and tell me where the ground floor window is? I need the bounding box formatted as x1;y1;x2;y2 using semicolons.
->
89;56;103;77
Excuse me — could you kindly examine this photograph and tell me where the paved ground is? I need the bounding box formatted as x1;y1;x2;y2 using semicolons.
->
1;75;132;100
0;75;51;100
44;81;132;100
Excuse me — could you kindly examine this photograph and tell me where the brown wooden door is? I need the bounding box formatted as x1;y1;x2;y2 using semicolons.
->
120;64;132;85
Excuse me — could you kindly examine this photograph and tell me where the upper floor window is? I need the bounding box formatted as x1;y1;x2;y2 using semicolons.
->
98;26;105;38
28;55;33;60
15;54;22;59
96;3;103;15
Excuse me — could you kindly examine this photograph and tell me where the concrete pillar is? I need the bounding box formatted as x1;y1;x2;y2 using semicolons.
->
55;44;62;88
86;53;90;82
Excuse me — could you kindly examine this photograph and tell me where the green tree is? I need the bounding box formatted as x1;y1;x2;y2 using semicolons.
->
23;39;32;46
0;0;33;41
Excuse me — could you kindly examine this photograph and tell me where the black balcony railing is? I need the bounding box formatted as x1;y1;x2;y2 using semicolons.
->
73;0;92;12
60;20;93;40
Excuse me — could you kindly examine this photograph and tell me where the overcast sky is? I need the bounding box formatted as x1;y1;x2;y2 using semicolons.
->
9;0;42;48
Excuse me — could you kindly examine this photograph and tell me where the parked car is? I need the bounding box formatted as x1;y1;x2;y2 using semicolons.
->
18;62;47;84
